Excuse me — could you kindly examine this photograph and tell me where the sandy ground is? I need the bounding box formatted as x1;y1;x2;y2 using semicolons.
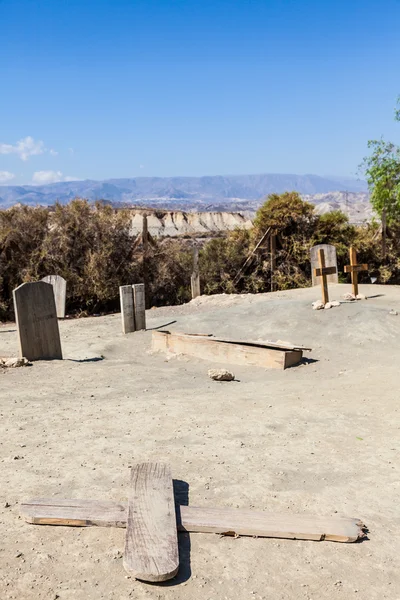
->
0;283;399;600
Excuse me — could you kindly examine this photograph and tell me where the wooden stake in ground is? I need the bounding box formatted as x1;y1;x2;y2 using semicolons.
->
270;234;276;292
191;247;201;299
313;248;337;305
344;247;368;297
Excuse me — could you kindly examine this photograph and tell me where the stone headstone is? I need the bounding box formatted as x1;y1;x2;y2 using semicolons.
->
119;285;135;334
41;275;67;318
310;244;338;287
133;283;146;330
13;282;63;361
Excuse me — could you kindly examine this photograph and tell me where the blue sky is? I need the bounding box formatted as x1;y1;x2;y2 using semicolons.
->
1;0;400;185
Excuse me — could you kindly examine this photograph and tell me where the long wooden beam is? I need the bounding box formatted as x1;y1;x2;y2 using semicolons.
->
21;498;365;543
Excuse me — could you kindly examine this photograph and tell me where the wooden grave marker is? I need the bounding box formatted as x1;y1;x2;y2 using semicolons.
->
344;247;368;297
190;247;201;299
119;283;146;334
119;285;136;334
124;463;179;582
152;331;310;370
310;244;338;287
313;248;337;305
13;281;63;361
133;283;146;330
41;275;67;318
21;463;366;584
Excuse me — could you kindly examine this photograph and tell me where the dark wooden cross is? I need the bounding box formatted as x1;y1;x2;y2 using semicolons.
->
20;462;365;583
313;248;337;304
344;247;368;297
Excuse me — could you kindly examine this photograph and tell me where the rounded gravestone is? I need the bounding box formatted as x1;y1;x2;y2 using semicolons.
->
41;275;67;318
13;281;63;361
310;244;338;287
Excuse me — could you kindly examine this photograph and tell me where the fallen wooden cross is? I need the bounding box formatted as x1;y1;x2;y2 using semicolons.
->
344;247;368;297
152;331;312;370
21;463;366;583
313;248;337;305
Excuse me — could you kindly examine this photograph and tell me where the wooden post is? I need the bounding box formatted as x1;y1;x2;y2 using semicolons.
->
132;283;146;330
270;234;276;292
142;215;149;308
349;246;358;297
344;248;368;298
191;247;201;299
119;285;135;334
382;207;387;261
318;248;329;304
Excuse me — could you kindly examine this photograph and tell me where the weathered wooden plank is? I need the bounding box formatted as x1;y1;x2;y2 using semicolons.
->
182;333;311;352
119;285;135;334
21;498;365;543
152;331;305;369
191;273;201;299
132;284;146;330
123;463;179;582
314;266;337;277
344;264;368;273
191;248;201;299
13;282;63;361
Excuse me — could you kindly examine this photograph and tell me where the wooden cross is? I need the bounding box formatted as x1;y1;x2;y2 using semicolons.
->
20;462;365;583
313;248;337;304
344;247;368;297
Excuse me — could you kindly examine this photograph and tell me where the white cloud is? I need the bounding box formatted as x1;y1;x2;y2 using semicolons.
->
49;148;58;156
0;136;46;161
32;171;78;184
139;164;145;169
0;171;15;183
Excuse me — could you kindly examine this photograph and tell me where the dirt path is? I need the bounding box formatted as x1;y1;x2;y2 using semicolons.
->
0;284;399;600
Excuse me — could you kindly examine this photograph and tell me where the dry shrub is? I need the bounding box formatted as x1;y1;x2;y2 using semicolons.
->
1;194;400;321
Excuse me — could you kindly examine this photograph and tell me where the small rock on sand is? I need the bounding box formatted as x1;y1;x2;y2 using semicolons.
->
208;368;235;381
312;301;324;310
0;357;29;368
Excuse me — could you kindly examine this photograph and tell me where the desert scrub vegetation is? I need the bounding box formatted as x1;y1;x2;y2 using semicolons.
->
0;193;399;321
0;199;192;320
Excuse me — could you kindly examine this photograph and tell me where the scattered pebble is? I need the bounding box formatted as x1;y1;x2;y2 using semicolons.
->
312;301;324;310
208;368;235;381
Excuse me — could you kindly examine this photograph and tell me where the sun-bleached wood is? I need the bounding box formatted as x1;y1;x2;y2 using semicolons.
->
123;463;179;582
21;498;365;543
41;275;67;318
310;244;338;287
191;247;201;298
119;285;135;334
152;331;307;370
132;283;146;330
13;282;62;361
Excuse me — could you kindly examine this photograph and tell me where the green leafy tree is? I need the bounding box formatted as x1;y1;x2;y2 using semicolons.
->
361;97;400;225
361;139;400;223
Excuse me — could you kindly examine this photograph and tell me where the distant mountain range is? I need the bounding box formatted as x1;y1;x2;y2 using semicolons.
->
0;173;368;211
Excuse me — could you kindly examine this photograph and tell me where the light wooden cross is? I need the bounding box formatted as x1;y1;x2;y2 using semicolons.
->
344;247;368;297
313;248;337;304
20;462;365;583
